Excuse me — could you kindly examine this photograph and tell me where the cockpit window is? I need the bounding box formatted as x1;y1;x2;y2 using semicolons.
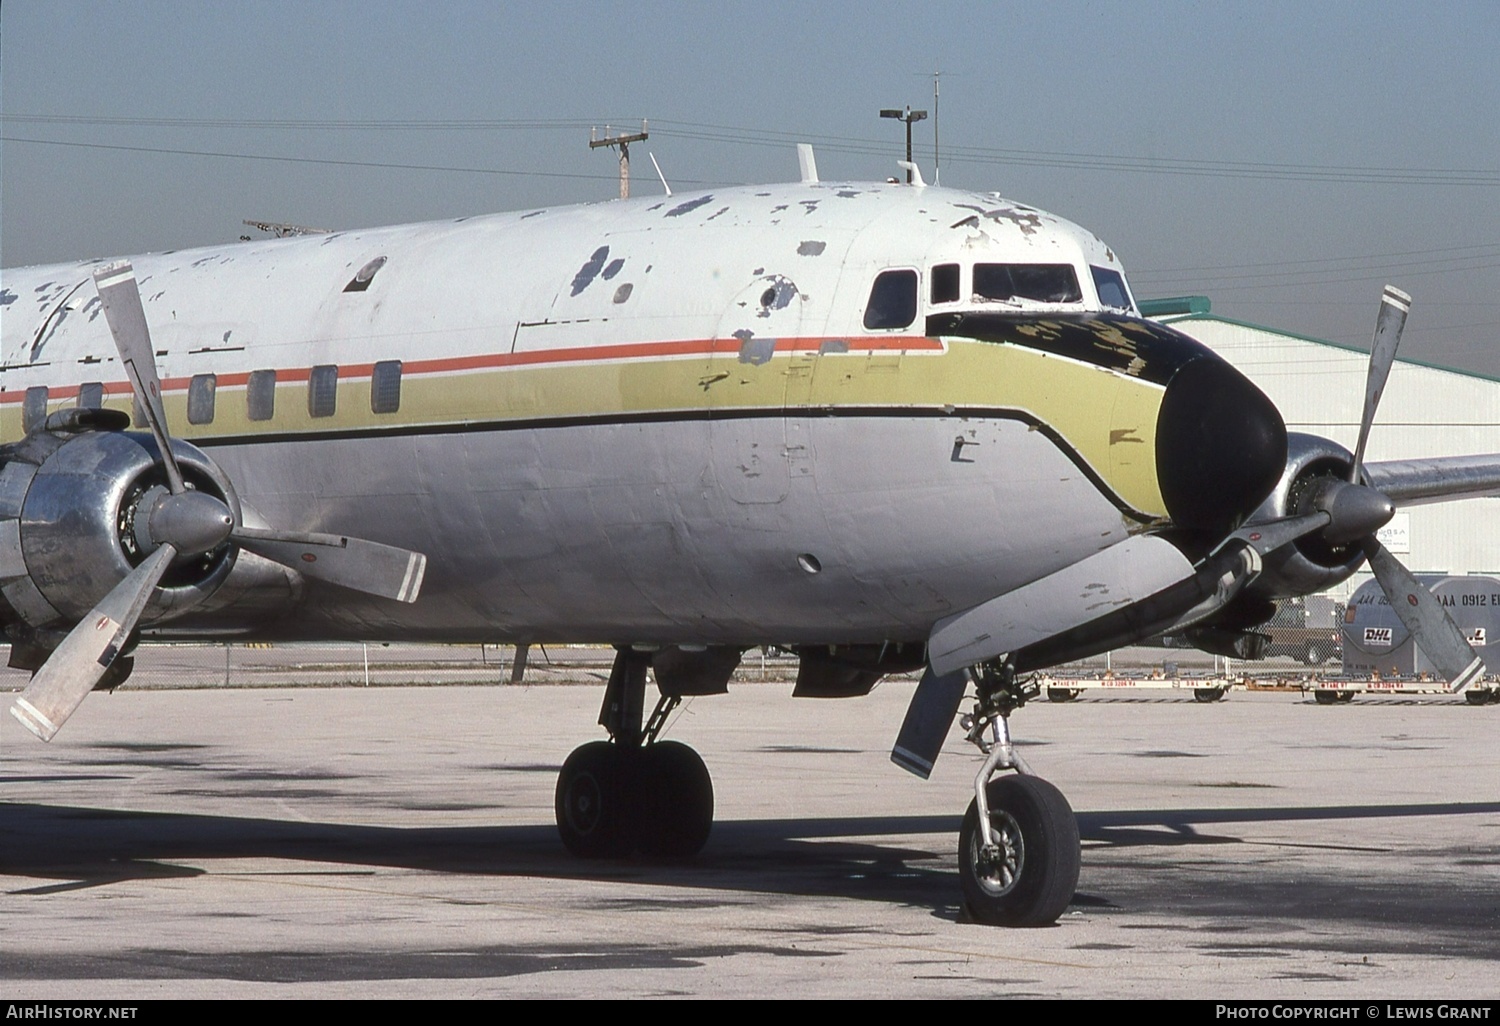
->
931;263;960;304
1090;266;1136;313
864;269;918;329
973;264;1081;304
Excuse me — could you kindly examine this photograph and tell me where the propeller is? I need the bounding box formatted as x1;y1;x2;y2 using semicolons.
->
1303;286;1482;691
923;285;1484;691
8;260;428;741
1157;285;1482;690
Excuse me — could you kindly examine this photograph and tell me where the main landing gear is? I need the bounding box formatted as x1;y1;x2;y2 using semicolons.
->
956;663;1080;926
555;648;714;860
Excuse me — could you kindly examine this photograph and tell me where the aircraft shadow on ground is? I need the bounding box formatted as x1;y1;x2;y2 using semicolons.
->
4;798;1500;927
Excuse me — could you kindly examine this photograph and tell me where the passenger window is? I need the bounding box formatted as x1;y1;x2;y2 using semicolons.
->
247;370;276;422
309;365;338;418
77;382;104;409
931;263;960;304
973;264;1082;304
22;386;47;433
370;360;402;415
863;269;919;330
1090;266;1135;313
187;374;217;425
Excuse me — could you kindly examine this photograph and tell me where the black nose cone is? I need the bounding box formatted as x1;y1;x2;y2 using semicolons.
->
1156;355;1287;536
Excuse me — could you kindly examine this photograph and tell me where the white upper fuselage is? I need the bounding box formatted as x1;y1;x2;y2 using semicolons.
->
1;181;1130;378
0;181;1187;645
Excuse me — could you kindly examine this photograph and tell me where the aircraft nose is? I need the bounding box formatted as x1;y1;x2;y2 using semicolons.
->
1155;355;1287;536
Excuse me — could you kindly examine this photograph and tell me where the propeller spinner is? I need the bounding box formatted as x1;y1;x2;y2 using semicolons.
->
9;261;428;741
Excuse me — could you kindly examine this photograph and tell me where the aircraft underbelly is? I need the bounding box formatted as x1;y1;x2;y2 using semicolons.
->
203;413;1131;643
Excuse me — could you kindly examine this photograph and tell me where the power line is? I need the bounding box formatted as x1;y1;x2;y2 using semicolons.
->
0;136;727;187
1140;242;1500;276
7;112;1500;187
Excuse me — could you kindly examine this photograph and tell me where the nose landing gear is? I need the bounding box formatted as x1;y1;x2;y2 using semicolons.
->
957;662;1080;926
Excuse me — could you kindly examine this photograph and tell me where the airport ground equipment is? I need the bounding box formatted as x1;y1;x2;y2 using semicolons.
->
1342;575;1500;680
1038;668;1238;703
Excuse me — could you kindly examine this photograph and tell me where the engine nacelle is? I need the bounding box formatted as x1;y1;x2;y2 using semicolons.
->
1242;432;1367;600
0;427;241;633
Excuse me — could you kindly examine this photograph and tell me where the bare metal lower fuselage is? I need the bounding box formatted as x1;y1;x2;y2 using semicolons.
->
193;412;1131;645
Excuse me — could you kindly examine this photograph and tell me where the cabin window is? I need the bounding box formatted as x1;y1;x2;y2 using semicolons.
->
187;374;217;425
1091;266;1135;313
77;382;104;409
309;365;338;418
973;264;1082;304
370;360;402;414
863;269;918;330
22;387;47;433
247;369;276;422
931;263;960;304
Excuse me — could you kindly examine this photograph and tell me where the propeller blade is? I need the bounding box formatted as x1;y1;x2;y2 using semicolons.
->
9;543;177;742
1362;537;1484;692
1350;285;1411;483
93;261;186;495
927;535;1194;676
891;666;969;779
1226;512;1332;558
232;526;426;603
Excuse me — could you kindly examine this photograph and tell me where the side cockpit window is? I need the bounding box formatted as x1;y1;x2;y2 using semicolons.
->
973;263;1081;305
1090;266;1136;313
864;269;918;330
931;263;960;304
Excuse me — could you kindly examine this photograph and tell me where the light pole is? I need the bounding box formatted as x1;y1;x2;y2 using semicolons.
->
879;106;928;183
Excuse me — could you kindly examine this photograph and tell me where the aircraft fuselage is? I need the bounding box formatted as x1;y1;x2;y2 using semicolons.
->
0;181;1278;646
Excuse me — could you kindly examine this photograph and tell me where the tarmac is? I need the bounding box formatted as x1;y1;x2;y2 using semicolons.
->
2;674;1498;999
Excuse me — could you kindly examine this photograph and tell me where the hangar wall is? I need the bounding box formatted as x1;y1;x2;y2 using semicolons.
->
1154;309;1500;599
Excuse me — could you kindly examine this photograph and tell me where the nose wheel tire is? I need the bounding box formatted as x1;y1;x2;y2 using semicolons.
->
959;774;1080;927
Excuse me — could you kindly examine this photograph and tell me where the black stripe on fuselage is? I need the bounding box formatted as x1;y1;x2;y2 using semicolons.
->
926;311;1210;386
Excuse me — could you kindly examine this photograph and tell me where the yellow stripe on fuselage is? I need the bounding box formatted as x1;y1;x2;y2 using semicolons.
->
0;335;1168;519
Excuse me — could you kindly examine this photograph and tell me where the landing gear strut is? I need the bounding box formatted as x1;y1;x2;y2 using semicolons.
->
956;662;1080;926
555;648;714;860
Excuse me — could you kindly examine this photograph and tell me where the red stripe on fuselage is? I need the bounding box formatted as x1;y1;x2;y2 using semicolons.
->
0;335;942;403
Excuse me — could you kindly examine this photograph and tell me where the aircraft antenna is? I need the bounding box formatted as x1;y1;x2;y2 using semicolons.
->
648;151;672;196
589;120;649;199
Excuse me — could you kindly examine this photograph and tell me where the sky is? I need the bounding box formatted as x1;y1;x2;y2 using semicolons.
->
3;1;1500;375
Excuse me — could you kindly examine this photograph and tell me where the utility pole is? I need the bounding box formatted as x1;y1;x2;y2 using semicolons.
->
879;106;927;183
590;120;649;199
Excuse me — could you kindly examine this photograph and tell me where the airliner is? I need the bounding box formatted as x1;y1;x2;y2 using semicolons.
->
4;158;1494;925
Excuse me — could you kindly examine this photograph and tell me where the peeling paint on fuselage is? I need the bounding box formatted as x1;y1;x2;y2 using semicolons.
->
0;179;1166;644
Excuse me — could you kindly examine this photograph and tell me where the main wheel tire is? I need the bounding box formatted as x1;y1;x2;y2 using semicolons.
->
958;774;1080;927
1313;689;1339;705
637;741;714;859
556;741;632;859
